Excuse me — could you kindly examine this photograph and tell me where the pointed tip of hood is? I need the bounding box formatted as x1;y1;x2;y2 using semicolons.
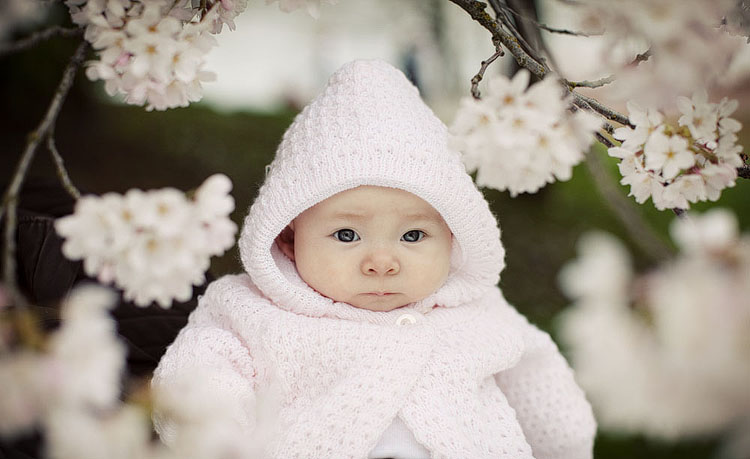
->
238;59;505;317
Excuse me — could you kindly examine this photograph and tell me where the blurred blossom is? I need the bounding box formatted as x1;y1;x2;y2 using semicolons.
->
575;0;745;105
449;70;600;196
559;209;750;444
45;405;151;459
558;231;632;301
151;371;257;459
48;286;125;409
55;174;237;308
0;286;119;437
0;351;53;437
0;285;257;458
0;0;47;39
609;94;744;210
266;0;339;18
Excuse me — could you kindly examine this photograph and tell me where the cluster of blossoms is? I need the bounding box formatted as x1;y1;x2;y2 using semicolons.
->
0;286;255;459
558;209;750;446
65;0;248;110
449;70;600;196
55;174;237;308
609;92;744;210
575;0;746;104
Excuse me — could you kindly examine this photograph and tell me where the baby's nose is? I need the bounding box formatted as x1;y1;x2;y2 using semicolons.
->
361;250;400;276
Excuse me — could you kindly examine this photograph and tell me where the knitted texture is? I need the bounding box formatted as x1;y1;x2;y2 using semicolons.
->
153;60;597;458
239;59;504;318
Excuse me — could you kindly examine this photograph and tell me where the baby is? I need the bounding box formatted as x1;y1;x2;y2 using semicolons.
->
153;60;596;459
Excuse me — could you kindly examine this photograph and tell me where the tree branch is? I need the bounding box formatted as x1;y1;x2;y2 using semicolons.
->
0;26;83;57
571;91;631;127
584;150;675;261
594;131;614;148
471;47;505;99
571;98;617;135
1;41;87;309
567;74;615;89
492;0;598;37
488;0;548;74
47;133;82;200
448;0;549;78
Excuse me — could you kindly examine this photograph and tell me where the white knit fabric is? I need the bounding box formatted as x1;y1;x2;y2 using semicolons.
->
153;60;597;459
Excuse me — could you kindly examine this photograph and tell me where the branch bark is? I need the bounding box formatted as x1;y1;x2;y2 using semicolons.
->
48;133;82;200
1;41;88;308
448;0;549;77
492;1;598;37
471;47;505;99
567;75;615;89
571;91;631;127
0;26;83;57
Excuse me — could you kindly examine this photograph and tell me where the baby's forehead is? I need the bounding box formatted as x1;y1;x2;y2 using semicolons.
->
305;185;447;223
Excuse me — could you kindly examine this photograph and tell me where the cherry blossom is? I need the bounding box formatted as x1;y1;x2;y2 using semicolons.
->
55;174;237;308
66;0;236;110
643;132;693;180
610;93;744;210
450;70;601;196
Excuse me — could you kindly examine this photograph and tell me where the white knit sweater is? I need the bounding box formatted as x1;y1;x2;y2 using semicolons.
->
152;60;596;459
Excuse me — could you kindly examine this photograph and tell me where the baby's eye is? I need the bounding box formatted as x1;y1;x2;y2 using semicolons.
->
333;229;360;242
401;230;425;242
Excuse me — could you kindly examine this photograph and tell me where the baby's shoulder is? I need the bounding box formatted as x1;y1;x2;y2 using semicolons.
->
189;274;276;325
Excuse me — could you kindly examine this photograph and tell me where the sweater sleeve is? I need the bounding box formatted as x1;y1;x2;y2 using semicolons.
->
494;305;596;459
151;300;257;446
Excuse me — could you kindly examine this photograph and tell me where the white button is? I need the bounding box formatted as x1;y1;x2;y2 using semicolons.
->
396;313;417;326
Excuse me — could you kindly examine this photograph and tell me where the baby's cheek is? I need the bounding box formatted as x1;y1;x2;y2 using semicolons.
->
413;261;449;295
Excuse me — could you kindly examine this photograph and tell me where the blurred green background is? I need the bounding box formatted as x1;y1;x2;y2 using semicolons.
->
2;11;749;459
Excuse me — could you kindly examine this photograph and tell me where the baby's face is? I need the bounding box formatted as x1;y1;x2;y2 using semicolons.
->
288;186;453;312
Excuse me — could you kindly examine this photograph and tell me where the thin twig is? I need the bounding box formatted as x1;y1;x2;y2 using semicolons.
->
571;91;631;127
672;208;687;218
567;74;615;89
47;133;82;200
489;0;547;74
493;0;598;36
571;97;617;135
448;0;549;78
594;131;614;148
630;49;652;66
1;41;87;309
0;26;83;57
471;47;505;99
584;150;674;261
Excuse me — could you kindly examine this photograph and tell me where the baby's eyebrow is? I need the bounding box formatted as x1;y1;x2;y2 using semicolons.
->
401;212;445;224
329;212;369;221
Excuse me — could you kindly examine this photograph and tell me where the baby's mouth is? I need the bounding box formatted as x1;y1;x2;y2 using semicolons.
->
363;292;397;296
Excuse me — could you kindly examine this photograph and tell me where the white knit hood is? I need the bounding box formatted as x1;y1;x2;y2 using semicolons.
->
238;60;505;320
